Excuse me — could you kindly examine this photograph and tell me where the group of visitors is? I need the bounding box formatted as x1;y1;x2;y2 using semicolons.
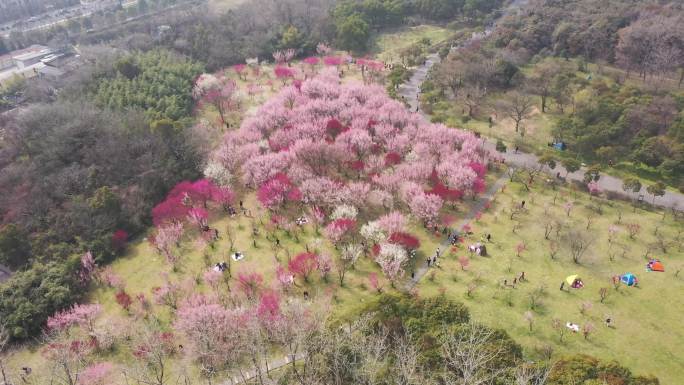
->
502;272;526;288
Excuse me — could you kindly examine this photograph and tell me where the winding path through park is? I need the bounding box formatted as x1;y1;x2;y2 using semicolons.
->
397;29;684;211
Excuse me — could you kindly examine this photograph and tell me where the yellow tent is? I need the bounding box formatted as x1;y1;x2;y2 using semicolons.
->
565;275;579;285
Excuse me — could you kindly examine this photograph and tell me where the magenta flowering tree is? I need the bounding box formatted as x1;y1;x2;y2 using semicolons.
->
257;291;282;324
256;173;302;211
323;56;344;67
111;230;129;253
151;179;226;226
233;64;247;80
274;66;296;84
288;252;319;283
303;56;320;72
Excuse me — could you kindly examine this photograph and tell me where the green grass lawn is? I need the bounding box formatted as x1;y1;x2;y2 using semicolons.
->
372;25;453;64
207;0;247;13
415;179;684;383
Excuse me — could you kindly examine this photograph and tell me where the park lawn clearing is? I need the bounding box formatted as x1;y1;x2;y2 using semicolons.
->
416;179;684;383
373;25;453;64
207;0;247;13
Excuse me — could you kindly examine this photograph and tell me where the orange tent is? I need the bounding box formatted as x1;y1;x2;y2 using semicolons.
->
649;260;665;272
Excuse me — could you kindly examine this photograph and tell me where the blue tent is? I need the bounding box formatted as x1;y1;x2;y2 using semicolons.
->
620;273;638;286
553;142;567;151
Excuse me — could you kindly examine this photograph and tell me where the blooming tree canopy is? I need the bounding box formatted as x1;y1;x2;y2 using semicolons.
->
207;72;486;280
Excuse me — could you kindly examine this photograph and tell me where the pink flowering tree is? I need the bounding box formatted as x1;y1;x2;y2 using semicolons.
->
193;74;238;125
317;253;333;282
187;207;209;231
233;64;247;80
173;295;242;369
79;362;115;385
316;42;331;56
324;218;356;244
458;255;470;270
516;242;526;257
368;272;383;293
377;211;406;234
409;193;443;228
587;181;602;196
276;265;295;291
150;222;184;266
47;303;102;333
152;278;182;310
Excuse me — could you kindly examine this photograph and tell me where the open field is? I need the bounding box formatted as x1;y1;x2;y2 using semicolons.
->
416;179;684;383
207;0;247;13
372;25;453;64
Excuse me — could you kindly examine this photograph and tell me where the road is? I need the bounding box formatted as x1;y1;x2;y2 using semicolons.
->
1;0;138;38
397;0;684;211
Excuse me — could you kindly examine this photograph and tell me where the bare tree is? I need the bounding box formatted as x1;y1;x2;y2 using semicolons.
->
551;318;565;343
528;59;562;113
441;323;510;385
563;228;594;264
498;92;534;133
0;324;13;385
514;362;552;385
458;85;488;118
123;321;176;385
394;333;421;385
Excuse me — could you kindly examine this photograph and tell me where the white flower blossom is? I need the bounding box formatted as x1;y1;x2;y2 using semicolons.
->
360;221;387;243
203;160;232;186
330;204;358;220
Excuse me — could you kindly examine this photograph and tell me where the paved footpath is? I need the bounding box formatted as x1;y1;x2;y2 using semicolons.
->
219;353;305;385
404;176;507;290
398;51;684;211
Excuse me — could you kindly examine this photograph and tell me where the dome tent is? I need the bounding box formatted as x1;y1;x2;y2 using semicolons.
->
620;273;638;287
647;259;664;272
565;275;583;289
